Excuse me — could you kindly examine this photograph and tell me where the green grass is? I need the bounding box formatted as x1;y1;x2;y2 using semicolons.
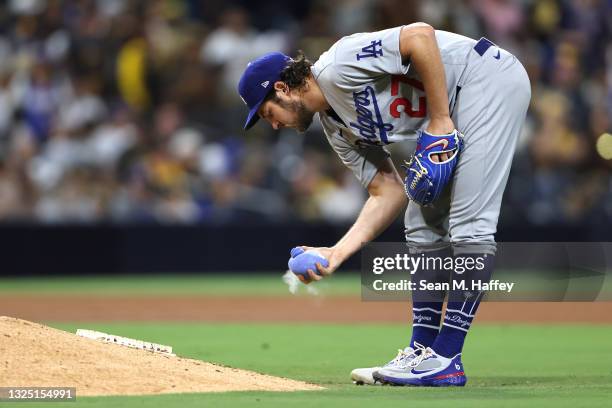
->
9;322;611;408
0;274;361;296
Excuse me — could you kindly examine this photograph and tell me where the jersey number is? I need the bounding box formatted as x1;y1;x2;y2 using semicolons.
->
389;76;427;118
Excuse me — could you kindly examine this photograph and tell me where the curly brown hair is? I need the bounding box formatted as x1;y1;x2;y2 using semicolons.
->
263;51;313;103
279;51;313;90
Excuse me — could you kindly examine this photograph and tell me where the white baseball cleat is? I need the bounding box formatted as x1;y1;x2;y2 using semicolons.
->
351;367;382;385
351;346;417;385
373;344;467;387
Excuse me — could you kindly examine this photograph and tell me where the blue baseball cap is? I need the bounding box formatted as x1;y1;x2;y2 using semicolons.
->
238;52;292;130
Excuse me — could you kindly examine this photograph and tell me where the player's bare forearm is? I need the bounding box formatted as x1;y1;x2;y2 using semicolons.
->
399;23;454;135
299;159;406;284
334;161;406;261
333;186;406;264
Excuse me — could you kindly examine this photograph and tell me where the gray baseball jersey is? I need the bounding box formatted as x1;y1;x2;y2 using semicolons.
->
311;26;531;246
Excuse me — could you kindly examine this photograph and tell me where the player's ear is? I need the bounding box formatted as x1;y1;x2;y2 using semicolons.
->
273;81;288;95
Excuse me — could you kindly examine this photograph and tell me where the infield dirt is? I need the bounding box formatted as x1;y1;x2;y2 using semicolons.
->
1;296;611;323
0;316;322;397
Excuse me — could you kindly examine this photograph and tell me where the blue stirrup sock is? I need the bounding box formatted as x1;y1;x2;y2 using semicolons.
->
432;253;495;358
410;301;443;348
409;245;450;349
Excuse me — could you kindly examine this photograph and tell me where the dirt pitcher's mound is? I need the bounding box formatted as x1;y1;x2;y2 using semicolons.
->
0;317;322;396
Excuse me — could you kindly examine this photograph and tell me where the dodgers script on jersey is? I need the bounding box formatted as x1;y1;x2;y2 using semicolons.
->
311;27;478;187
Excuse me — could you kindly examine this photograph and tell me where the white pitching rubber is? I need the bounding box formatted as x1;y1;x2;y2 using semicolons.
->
76;329;175;356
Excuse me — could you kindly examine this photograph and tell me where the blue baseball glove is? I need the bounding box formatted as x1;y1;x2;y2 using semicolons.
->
404;129;464;206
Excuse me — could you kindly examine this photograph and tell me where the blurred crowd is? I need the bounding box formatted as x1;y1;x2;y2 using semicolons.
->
0;0;609;226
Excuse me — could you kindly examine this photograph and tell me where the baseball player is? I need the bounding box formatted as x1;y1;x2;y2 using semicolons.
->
238;23;530;386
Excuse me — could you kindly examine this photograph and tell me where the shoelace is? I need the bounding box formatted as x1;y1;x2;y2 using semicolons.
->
386;347;418;368
408;342;435;368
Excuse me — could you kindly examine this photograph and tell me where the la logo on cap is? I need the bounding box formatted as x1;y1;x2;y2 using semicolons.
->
261;81;270;88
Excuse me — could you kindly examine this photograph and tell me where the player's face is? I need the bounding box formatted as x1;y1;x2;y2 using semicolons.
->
258;92;314;133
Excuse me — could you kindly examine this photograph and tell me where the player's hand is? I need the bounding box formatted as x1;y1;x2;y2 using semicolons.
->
295;246;341;284
404;128;463;206
431;151;450;162
426;116;456;163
